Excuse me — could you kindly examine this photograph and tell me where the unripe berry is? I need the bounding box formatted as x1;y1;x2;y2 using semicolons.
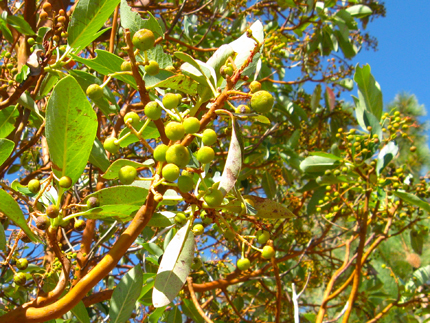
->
132;29;155;51
86;84;103;100
197;146;215;164
192;224;204;235
183;117;200;134
202;129;217;146
236;257;251;271
124;111;140;127
165;122;185;141
191;257;202;270
74;219;86;231
4;52;11;59
174;212;187;225
16;258;28;270
250;90;274;113
118;165;137;185
59;176;72;188
103;137;120;154
121;61;132;71
165;144;190;168
178;175;194;193
256;230;270;244
35;215;49;230
261;245;275;259
162;93;180;110
235;105;250;114
13;272;26;286
28;179;40;194
410;146;417;152
249;81;261;93
145;60;159;76
46;205;59;219
27;38;35;46
86;197;100;209
203;188;223;207
153;144;169;162
162;163;180;182
144;101;162;120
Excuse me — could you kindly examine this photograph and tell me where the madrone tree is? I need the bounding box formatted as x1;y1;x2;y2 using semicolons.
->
0;0;429;322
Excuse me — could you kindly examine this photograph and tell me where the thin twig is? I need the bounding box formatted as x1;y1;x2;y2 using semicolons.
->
187;276;215;323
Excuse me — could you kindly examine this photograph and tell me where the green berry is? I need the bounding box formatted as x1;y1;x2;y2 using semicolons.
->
4;52;11;59
192;224;204;235
28;179;40;194
74;219;86;231
174;212;187;225
86;84;103;100
118;165;137;185
59;176;72;188
249;81;261;93
202;129;217;146
153;144;169;162
14;272;26;286
6;63;13;69
178;175;194;193
16;258;28;270
103;137;120;154
256;230;270;244
144;101;162;120
165;144;190;168
162;93;180;110
27;38;35;46
250;90;274;113
145;60;159;75
181;170;194;178
124;111;140;127
237;257;251;271
183;117;200;134
165;122;185;141
191;257;202;270
35;215;49;230
86;197;100;209
235;105;251;114
121;61;132;71
203;188;224;207
162;163;180;182
46;205;59;219
261;245;275;259
197;146;215;164
132;29;155;52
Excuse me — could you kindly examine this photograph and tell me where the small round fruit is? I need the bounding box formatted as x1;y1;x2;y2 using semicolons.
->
35;215;49;230
249;81;261;93
235;105;251;115
410;146;417;152
42;2;52;11
144;101;162;120
250;90;274;113
192;224;204;235
191;257;202;270
124;111;140;127
4;52;11;59
46;205;59;219
27;38;35;46
203;188;224;207
86;84;103;100
165;66;176;73
256;230;270;245
182;170;194;178
28;179;40;194
183;117;200;134
14;272;26;286
236;257;251;271
118;165;137;185
162;163;180;182
178;175;194;193
174;212;187;225
16;258;28;270
86;197;100;209
165;122;185;141
121;61;132;71
103;137;120;154
74;219;86;231
132;29;155;51
162;93;180;110
59;176;72;188
153;144;169;162
197;146;215;164
40;11;48;20
165;144;190;168
261;245;275;259
145;60;159;76
202;129;217;146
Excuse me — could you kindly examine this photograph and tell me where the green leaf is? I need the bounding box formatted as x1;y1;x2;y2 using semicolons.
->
300;156;341;174
118;121;160;147
46;76;98;185
410;230;423;255
354;64;383;121
88;138;110;172
84;186;149;206
206;44;234;85
120;0;163;38
181;298;204;323
70;50;137;89
0;189;39;242
148;306;167;323
309;152;342;160
153;223;194;307
70;301;90;323
376;141;398;175
79;204;139;221
7;15;35;35
0;138;14;166
0;19;12;43
311;84;321;111
148;74;198;96
15;65;30;83
393;190;430;214
262;171;276;199
166;306;183;323
149;212;175;227
18;92;44;126
35;73;59;100
68;0;121;52
245;195;294;219
0;223;5;252
219;119;243;196
102;159;154;180
109;265;143;323
404;265;430;295
346;5;372;18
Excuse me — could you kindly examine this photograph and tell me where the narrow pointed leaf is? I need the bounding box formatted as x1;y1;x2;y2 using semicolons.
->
393;190;430;214
0;138;14;166
0;105;18;138
70;301;90;323
88;138;110;172
0;223;5;252
354;64;383;121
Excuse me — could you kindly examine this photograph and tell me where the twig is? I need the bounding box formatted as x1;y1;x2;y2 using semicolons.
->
292;271;311;323
323;301;349;323
187;276;215;323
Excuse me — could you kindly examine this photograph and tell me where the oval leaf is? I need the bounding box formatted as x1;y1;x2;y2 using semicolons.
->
244;195;294;219
0;138;14;167
300;155;340;174
84;186;149;206
79;204;139;221
393;190;430;214
376;141;398;175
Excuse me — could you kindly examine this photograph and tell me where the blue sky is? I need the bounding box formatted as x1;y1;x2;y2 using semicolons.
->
348;2;430;125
